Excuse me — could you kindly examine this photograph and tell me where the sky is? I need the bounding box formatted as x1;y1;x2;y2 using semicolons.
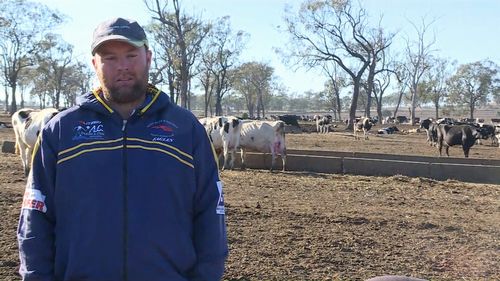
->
31;0;500;96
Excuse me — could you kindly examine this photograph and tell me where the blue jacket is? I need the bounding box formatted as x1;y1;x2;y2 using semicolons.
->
18;85;228;281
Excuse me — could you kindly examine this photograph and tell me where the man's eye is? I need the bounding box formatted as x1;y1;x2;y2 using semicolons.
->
127;54;138;58
103;56;116;61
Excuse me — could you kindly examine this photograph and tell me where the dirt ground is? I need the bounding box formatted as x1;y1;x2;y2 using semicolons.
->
0;119;499;280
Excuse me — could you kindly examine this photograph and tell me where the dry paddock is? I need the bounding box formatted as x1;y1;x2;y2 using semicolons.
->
0;121;499;280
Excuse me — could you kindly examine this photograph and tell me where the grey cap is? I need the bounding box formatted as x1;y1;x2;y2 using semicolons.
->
91;17;148;55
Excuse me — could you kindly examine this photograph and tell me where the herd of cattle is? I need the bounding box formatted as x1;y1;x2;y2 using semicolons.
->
8;107;500;177
419;117;500;158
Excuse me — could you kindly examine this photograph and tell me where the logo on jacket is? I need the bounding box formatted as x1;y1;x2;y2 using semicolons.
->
73;120;105;140
148;120;177;142
22;189;47;213
216;181;225;215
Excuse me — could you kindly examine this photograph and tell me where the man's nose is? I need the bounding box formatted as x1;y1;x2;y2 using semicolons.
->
116;57;131;70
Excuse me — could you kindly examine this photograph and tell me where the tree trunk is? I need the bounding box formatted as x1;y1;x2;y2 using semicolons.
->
4;87;9;113
9;85;17;115
215;96;223;116
347;80;361;130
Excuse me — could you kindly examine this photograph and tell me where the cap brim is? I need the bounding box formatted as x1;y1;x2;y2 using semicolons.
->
92;35;147;55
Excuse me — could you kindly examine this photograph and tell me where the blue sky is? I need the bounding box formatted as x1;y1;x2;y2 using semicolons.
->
33;0;500;95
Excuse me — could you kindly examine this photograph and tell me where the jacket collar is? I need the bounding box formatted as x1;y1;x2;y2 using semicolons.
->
77;84;170;116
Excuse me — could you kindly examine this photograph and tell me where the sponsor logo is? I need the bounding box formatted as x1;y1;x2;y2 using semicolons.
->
22;189;47;213
73;120;105;140
216;181;225;215
148;120;177;143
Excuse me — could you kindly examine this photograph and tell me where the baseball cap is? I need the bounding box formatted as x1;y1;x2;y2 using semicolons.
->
91;17;148;55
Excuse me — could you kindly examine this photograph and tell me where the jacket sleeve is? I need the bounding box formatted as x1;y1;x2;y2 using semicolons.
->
189;120;228;280
17;125;58;281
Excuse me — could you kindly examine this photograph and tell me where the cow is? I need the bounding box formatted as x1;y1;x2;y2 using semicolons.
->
436;124;481;158
12;107;59;176
420;118;438;146
475;123;496;145
239;120;286;171
377;126;399;135
315;115;332;133
276;114;300;127
199;116;242;170
383;116;395;124
495;126;500;147
354;117;374;140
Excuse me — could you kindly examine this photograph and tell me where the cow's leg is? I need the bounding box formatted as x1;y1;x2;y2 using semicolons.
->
13;129;21;155
445;146;450;157
270;145;276;172
281;151;286;172
240;148;246;170
221;144;229;170
22;146;31;176
228;149;235;170
463;146;470;158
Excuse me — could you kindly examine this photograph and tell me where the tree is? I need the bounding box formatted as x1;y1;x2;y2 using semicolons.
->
420;57;453;119
0;0;64;114
401;18;436;124
280;0;379;129
321;62;347;120
198;16;248;116
372;68;391;123
233;62;274;118
362;20;395;120
34;34;74;109
145;0;210;108
447;60;499;119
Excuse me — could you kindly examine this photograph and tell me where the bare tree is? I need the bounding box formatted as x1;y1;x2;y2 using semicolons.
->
402;18;436;124
0;0;64;114
144;0;209;108
321;62;346;120
280;0;377;129
362;21;395;120
372;69;391;123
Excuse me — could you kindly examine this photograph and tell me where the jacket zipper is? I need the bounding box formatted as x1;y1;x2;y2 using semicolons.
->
122;119;128;281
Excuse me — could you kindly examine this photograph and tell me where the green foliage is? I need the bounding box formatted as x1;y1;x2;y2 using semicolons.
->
446;60;499;118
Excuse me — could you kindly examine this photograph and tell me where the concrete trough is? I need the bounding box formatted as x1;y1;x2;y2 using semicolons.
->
235;150;500;185
343;157;431;178
429;162;500;184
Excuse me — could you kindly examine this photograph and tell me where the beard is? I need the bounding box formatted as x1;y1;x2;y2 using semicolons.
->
99;65;149;105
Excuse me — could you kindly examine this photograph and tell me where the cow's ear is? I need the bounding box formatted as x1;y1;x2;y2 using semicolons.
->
223;122;230;134
232;119;239;127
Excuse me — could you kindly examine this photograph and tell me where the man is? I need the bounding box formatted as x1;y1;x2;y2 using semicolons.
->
17;17;228;281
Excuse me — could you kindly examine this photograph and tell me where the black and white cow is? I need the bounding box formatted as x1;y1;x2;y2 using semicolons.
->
420;118;438;146
199;116;242;170
476;123;496;145
377;126;399;135
436;124;481;158
354;117;374;140
12;107;59;176
239;120;286;171
315;115;332;134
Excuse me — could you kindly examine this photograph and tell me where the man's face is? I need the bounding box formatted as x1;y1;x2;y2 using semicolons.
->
92;41;152;104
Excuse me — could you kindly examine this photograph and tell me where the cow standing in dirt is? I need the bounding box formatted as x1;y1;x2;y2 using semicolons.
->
239;120;287;171
354;117;374;140
436;124;481;158
12;108;59;175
